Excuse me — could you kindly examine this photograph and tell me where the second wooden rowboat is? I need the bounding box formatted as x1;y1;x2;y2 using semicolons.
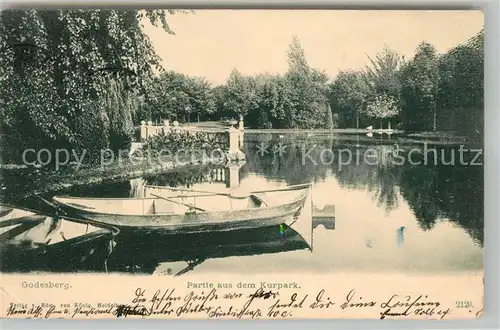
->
0;204;119;273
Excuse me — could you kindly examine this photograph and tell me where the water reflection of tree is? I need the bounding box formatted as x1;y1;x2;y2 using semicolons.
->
443;165;483;246
368;160;401;213
244;137;401;212
331;145;402;213
244;137;483;246
399;165;440;230
399;160;483;246
243;138;329;185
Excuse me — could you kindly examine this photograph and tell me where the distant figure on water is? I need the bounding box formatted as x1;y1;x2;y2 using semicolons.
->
365;238;372;248
397;226;406;246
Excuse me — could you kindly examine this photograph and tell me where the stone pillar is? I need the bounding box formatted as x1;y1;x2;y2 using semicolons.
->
238;114;244;130
228;126;239;151
226;126;246;162
228;163;242;189
140;121;147;141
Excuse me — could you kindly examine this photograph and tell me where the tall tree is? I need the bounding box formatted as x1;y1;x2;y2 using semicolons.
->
329;70;370;128
224;68;258;120
325;103;335;129
361;45;403;128
184;76;216;122
144;71;215;123
285;36;329;128
400;42;440;131
363;45;402;99
438;28;483;136
252;73;296;128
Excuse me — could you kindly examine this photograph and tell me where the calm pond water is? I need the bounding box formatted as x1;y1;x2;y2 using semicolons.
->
1;133;484;275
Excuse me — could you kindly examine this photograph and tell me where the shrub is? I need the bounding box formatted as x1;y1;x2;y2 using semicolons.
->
133;130;228;158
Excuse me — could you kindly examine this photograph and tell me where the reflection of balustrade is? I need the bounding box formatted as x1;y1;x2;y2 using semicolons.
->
130;162;246;195
312;205;335;230
209;163;246;189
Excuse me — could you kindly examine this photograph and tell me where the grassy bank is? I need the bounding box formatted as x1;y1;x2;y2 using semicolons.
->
0;154;224;202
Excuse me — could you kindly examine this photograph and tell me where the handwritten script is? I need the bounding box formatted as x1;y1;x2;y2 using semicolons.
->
4;285;461;320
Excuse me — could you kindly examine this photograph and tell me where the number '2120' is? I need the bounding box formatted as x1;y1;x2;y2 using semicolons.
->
456;301;473;308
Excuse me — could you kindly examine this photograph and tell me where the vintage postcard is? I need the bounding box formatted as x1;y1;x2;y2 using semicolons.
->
0;9;484;320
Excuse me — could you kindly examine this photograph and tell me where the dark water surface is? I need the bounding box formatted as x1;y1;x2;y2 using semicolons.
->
1;133;484;275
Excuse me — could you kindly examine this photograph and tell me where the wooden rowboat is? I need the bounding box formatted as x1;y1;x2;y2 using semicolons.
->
0;204;119;273
52;183;312;233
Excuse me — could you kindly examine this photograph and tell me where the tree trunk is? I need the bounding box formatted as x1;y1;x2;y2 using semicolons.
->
380;119;383;129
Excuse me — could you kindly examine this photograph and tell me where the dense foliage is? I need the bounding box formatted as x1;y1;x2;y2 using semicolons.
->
141;71;216;123
400;42;440;131
0;9;181;163
329;30;484;135
135;130;227;158
437;29;484;137
142;36;331;130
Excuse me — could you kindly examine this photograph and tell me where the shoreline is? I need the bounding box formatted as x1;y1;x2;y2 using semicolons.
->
168;123;480;144
0;155;224;201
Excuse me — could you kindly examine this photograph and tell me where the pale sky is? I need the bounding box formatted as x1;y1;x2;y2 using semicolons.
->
143;10;484;85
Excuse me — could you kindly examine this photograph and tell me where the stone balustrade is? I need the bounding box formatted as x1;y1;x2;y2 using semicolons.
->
138;118;246;162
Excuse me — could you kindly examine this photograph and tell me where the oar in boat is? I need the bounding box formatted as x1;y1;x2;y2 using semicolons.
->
150;193;206;212
148;182;312;199
149;186;250;199
0;215;47;241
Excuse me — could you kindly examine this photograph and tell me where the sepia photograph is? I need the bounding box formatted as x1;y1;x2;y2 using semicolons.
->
0;8;485;320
